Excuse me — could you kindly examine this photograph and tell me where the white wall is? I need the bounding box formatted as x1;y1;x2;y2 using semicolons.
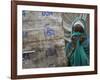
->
0;0;100;80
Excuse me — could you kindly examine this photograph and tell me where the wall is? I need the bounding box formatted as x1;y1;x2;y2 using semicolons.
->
0;0;100;80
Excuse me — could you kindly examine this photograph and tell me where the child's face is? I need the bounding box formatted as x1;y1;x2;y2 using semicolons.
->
72;24;85;43
73;24;84;33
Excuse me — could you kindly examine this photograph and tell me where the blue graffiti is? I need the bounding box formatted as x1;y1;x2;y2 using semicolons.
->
23;31;28;38
42;12;53;16
22;11;26;16
44;27;55;37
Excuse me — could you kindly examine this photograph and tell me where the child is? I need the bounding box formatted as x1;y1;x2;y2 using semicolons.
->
65;19;89;66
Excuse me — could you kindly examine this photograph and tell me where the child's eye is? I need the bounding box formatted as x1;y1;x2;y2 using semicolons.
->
72;36;78;40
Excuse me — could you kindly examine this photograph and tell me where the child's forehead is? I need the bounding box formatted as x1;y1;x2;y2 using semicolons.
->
73;24;83;28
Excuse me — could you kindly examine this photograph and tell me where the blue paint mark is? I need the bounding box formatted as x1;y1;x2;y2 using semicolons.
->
23;31;27;38
22;11;26;16
42;12;53;16
44;27;55;37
